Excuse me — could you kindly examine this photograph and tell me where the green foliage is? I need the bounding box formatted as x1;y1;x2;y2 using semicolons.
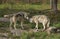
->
20;32;28;39
53;22;60;27
20;31;60;39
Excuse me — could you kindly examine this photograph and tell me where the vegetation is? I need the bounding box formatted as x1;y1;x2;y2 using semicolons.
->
0;0;60;39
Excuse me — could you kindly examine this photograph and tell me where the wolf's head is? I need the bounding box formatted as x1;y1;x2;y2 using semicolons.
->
24;13;29;20
17;12;30;20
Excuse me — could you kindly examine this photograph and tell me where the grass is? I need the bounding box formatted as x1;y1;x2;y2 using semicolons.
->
17;31;60;39
0;3;60;10
0;3;50;10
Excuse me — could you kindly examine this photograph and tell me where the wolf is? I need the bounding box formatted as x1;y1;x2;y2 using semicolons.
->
4;12;29;30
29;15;50;31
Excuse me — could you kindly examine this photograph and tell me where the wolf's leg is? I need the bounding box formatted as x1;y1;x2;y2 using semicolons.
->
35;22;38;31
14;21;17;30
42;23;46;31
9;18;13;30
47;21;50;28
21;21;24;29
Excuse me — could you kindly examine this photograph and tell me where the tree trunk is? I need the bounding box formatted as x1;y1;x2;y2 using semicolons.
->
50;0;58;13
50;0;53;9
53;0;58;12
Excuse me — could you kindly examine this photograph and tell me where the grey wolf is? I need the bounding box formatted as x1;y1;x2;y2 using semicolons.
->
29;15;50;31
4;12;29;30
